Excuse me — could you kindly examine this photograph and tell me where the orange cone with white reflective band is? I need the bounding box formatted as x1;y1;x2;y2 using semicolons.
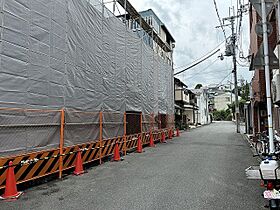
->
1;161;23;200
149;131;155;147
169;129;173;139
74;149;84;176
161;131;166;143
114;143;121;161
176;128;180;137
137;136;143;153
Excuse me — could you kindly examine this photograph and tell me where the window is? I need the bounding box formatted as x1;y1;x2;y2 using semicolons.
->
144;16;153;27
147;16;152;26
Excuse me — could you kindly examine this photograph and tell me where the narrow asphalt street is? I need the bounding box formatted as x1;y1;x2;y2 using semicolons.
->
1;122;264;210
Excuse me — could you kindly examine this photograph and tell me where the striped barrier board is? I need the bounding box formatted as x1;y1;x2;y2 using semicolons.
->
0;129;172;189
62;141;100;170
0;149;60;189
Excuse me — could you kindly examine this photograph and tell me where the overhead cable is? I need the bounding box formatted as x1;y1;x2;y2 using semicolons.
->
215;71;232;88
174;37;229;71
186;59;219;79
213;0;227;42
174;49;220;76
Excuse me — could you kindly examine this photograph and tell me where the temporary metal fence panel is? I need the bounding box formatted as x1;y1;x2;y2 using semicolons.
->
0;108;61;157
64;110;100;146
167;114;175;129
142;114;152;133
102;112;124;139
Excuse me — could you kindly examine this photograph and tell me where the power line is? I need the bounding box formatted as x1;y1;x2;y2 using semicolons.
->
174;49;220;76
237;0;243;36
213;0;227;42
188;67;233;79
186;59;219;79
174;38;227;70
215;71;232;88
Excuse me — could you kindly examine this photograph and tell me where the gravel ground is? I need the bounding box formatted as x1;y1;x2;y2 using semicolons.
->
0;121;264;210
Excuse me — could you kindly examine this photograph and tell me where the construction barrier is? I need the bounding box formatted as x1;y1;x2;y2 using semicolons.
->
0;108;175;190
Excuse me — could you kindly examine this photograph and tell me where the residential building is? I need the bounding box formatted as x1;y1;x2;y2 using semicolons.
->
138;9;175;64
206;84;235;111
213;92;235;111
174;77;188;128
174;78;209;128
192;88;211;125
184;90;199;125
117;8;175;64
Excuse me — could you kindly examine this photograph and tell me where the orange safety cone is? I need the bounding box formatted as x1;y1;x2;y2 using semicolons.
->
0;161;23;200
176;128;180;137
114;142;121;161
149;131;155;147
169;129;173;140
161;132;166;143
137;136;143;153
73;149;84;176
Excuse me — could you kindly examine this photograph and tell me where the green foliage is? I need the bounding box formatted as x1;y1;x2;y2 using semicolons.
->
227;99;247;119
213;109;232;121
195;84;203;89
228;80;249;120
240;82;250;101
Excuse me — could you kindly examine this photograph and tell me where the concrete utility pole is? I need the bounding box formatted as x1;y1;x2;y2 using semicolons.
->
223;14;241;133
232;18;240;134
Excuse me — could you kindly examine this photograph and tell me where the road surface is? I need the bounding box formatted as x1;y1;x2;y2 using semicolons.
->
1;121;264;210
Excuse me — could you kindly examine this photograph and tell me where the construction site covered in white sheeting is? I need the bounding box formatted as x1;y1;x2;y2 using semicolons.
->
0;0;174;156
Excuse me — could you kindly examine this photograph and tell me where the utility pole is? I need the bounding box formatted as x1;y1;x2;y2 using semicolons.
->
222;14;241;133
232;17;240;134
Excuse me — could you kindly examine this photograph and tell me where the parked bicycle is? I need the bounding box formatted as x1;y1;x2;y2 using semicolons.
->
254;131;280;159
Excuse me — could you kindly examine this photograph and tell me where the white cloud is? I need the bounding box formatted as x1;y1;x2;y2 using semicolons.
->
128;0;251;88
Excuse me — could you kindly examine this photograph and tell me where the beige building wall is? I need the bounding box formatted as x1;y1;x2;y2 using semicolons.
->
184;109;194;124
214;93;235;111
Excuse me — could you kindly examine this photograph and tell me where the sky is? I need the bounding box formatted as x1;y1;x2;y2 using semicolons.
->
124;0;252;88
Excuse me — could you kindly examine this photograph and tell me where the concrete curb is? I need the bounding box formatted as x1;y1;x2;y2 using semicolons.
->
241;133;261;162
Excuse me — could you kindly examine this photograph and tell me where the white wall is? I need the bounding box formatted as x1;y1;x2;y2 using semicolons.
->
192;89;210;125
